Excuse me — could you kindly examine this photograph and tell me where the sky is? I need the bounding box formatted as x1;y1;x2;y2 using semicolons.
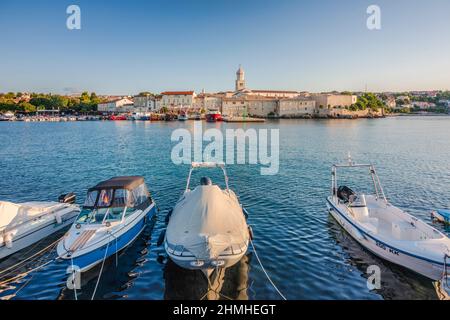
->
0;0;449;94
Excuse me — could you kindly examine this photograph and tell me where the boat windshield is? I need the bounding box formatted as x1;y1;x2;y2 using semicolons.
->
78;183;151;224
76;207;125;224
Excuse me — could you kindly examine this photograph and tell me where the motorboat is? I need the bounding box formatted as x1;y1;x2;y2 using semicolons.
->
109;115;127;121
57;176;156;272
0;112;15;121
205;110;222;122
164;162;250;277
178;113;188;121
431;210;450;225
0;195;80;260
326;155;450;281
191;113;202;121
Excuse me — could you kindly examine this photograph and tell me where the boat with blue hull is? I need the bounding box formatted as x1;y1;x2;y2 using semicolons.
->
57;176;156;272
327;155;450;281
431;209;450;225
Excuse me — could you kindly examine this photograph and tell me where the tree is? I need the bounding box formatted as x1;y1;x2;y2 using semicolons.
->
5;92;15;99
19;102;36;113
138;91;154;96
90;92;100;104
160;106;168;113
80;91;90;104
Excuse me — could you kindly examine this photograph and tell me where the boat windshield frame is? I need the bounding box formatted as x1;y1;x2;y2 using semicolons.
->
83;179;151;210
185;162;229;193
331;156;387;204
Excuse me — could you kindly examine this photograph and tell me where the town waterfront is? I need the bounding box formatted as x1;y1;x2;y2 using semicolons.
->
1;116;450;300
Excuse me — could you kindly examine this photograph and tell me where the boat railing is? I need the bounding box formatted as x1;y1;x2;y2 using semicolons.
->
185;162;229;193
331;157;387;205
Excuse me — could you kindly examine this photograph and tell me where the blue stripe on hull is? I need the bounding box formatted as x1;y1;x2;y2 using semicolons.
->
67;207;155;271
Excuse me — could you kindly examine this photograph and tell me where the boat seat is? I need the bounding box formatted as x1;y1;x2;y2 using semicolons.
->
359;217;379;234
391;221;418;240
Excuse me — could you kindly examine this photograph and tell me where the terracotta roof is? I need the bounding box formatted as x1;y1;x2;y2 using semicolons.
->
99;97;133;104
161;91;195;96
251;90;299;94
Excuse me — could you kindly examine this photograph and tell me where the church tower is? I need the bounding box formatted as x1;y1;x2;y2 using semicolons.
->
235;65;246;91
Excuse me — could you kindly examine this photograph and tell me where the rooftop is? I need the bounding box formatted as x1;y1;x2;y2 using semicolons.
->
161;91;195;96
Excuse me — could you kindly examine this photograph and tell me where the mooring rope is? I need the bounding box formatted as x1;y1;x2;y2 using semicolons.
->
201;267;233;301
249;238;287;300
90;235;111;300
0;237;61;279
0;256;56;287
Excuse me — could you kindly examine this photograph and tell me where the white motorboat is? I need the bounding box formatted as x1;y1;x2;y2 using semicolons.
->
57;176;156;272
0;196;80;260
164;162;250;277
326;155;450;281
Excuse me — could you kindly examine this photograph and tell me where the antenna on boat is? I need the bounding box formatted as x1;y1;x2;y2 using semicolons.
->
347;152;353;166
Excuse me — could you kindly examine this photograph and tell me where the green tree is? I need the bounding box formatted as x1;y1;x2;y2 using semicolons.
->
81;91;90;104
19;102;36;113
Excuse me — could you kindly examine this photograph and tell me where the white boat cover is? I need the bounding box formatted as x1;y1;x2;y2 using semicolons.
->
0;201;68;231
166;185;248;259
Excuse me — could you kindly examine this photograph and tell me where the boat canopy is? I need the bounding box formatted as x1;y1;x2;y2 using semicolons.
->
84;176;150;209
88;176;145;191
0;201;68;231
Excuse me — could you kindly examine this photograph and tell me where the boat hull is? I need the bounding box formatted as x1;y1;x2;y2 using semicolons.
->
0;209;79;260
327;197;447;281
165;241;247;272
205;114;222;122
432;210;450;224
58;205;156;272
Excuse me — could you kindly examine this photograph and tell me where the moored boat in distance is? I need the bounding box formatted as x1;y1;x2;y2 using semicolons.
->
431;209;450;225
178;112;188;121
326;154;450;281
0;196;80;260
109;115;127;121
57;176;156;272
205;110;222;122
191;113;202;121
164;162;250;278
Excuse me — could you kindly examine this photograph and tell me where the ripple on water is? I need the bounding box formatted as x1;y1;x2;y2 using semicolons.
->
0;118;449;299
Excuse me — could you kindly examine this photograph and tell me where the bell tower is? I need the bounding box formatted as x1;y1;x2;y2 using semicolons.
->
235;65;246;91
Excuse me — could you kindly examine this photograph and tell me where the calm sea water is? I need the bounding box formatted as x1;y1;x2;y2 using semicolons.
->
1;116;450;300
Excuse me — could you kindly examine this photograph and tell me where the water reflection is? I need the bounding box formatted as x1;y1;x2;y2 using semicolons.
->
163;254;251;300
326;215;437;300
0;229;68;299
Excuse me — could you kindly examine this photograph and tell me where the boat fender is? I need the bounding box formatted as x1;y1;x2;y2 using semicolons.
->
157;229;166;247
248;225;254;240
4;233;13;248
0;234;3;246
55;211;64;224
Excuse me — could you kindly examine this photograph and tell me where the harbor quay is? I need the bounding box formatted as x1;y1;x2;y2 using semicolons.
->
2;66;411;123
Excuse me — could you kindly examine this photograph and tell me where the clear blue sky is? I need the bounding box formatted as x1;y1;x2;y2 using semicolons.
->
1;0;449;94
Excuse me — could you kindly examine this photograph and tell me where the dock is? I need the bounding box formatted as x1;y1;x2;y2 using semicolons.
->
223;117;265;123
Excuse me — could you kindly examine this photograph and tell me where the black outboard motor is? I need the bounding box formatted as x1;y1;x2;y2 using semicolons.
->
200;177;212;186
59;192;76;204
337;186;355;203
